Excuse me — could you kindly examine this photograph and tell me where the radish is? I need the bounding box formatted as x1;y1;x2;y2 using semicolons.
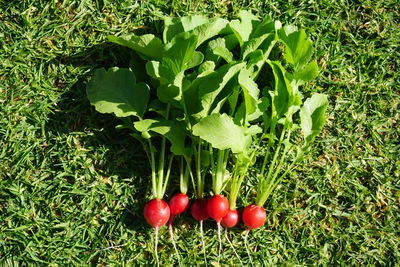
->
207;193;229;259
190;198;209;221
143;198;170;267
221;208;239;228
168;192;188;267
169;192;189;225
167;160;191;267
242;204;266;229
168;192;189;267
143;199;171;228
207;194;229;222
241;204;266;266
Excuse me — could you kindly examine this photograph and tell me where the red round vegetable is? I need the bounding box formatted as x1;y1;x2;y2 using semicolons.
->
143;199;170;228
242;204;266;229
207;194;229;223
221;208;239;228
190;198;209;221
169;193;189;224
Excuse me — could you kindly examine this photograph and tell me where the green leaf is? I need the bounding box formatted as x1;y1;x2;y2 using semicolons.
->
300;93;328;144
210;78;238;115
251;15;277;38
86;68;149;118
229;10;260;46
206;38;234;63
108;34;163;60
186;51;204;69
156;73;183;105
165;16;229;48
198;61;216;77
192;113;247;153
145;61;161;79
148;99;167;117
163;15;210;43
278;26;314;70
162;34;198;80
194;62;246;119
293;61;319;85
246;50;264;66
241;33;274;60
268;61;293;118
134;119;188;155
129;54;150;84
182;18;229;48
238;68;260;115
247;96;270;122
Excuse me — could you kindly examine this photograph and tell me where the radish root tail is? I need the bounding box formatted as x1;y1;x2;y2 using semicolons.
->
169;224;182;267
154;227;160;267
217;222;222;262
200;220;208;267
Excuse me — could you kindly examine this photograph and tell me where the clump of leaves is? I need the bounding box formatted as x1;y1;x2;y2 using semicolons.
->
86;10;328;264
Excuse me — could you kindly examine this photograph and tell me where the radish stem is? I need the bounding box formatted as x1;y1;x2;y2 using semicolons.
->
244;230;254;267
169;225;182;267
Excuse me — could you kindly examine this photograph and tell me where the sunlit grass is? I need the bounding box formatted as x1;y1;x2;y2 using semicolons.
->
0;0;399;265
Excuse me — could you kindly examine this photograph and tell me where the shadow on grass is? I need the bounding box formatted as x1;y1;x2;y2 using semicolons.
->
45;43;152;232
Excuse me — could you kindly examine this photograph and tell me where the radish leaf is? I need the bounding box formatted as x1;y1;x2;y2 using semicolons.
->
134;119;189;156
86;67;149;118
268;61;293;118
300;93;328;144
163;15;209;43
229;10;260;45
238;68;260;116
192;113;248;153
108;34;163;60
293;61;319;85
278;26;314;70
194;62;246;119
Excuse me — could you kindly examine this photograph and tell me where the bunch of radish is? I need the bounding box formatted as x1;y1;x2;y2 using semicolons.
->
87;10;328;266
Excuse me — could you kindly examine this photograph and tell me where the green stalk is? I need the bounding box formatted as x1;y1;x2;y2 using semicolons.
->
148;139;157;199
229;173;245;210
155;105;170;199
162;155;174;196
214;149;229;195
209;145;215;187
269;130;292;184
157;136;166;199
180;158;191;194
228;154;252;210
260;117;277;178
257;129;291;206
256;126;286;206
196;138;203;198
270;148;304;193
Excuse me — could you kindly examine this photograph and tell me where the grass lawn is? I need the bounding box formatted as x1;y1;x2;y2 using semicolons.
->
1;0;399;265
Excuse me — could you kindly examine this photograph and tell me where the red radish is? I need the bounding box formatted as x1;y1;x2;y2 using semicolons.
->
169;193;189;225
207;194;229;223
143;199;170;228
221;209;239;228
168;193;188;267
242;204;266;229
191;199;209;221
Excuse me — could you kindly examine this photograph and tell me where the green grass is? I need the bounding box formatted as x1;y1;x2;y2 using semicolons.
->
1;0;399;266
